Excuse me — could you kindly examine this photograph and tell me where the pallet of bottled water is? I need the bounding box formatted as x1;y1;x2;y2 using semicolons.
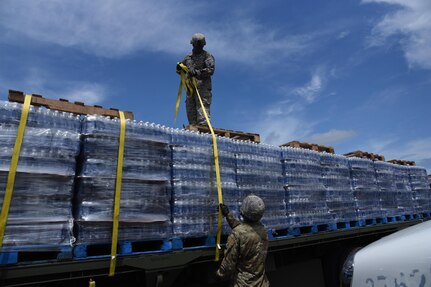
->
321;153;357;226
74;116;172;251
236;142;287;231
374;161;398;218
170;129;239;242
0;100;80;264
348;157;382;222
408;166;431;215
282;147;331;228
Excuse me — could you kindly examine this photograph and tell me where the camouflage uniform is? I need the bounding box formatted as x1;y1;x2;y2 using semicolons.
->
180;50;215;125
217;213;270;287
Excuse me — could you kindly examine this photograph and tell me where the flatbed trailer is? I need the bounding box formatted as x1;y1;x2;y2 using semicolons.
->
2;91;429;286
1;219;427;287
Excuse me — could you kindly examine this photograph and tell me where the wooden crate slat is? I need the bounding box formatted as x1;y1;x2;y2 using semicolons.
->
344;150;385;161
185;125;260;143
387;159;416;166
8;90;134;120
280;140;335;154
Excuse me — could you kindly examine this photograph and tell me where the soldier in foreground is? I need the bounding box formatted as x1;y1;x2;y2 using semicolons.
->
176;33;215;126
217;195;270;287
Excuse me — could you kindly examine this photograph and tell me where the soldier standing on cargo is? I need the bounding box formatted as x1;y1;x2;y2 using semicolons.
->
217;195;270;287
176;33;215;126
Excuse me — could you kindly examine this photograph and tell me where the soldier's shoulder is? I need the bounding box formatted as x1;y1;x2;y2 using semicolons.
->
231;223;246;233
255;223;269;240
203;50;214;58
232;223;253;236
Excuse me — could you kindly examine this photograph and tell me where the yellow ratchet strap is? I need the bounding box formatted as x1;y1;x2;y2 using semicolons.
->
175;63;194;124
0;94;32;248
191;79;224;261
109;111;126;276
176;66;224;261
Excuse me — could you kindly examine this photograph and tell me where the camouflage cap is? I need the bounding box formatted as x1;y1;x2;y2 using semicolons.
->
240;195;265;222
190;33;206;45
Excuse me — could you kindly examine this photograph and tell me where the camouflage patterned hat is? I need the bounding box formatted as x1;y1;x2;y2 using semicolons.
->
240;195;265;222
190;33;206;45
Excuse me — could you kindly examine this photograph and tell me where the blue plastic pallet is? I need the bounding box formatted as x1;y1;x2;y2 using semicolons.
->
289;223;334;236
73;239;172;259
402;214;416;221
171;236;216;250
360;218;377;226
334;220;362;230
268;227;291;240
384;216;400;223
0;245;72;265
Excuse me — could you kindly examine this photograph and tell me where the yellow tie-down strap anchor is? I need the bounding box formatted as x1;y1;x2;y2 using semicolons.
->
175;62;195;124
109;111;126;276
0;94;32;248
176;63;224;261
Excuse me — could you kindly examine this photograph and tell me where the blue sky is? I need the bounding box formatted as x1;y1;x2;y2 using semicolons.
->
1;0;430;172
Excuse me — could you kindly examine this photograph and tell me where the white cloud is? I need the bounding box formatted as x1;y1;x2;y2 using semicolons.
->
364;0;431;69
60;83;106;105
305;129;357;146
292;71;324;103
252;66;334;145
254;99;310;145
0;0;319;64
293;74;322;103
4;67;107;105
337;31;350;39
365;137;399;154
255;106;316;146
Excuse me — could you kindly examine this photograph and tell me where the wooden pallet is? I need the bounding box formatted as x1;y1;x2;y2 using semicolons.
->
8;90;134;120
280;141;335;154
387;159;416;166
186;125;260;143
344;150;385;161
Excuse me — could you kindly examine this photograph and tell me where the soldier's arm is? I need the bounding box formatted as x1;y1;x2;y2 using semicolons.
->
226;212;241;229
198;54;215;77
216;232;239;279
176;55;189;74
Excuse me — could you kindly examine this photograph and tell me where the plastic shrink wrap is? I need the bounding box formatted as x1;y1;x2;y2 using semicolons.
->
321;153;357;223
75;116;172;243
236;142;286;230
282;147;330;227
0;101;80;247
408;166;431;214
393;165;415;215
374;161;398;217
348;157;381;220
170;130;238;237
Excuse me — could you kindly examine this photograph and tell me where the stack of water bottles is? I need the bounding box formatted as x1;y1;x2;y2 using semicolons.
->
408;166;431;214
236;142;287;229
75;116;172;244
348;157;381;220
0;100;80;247
374;161;398;217
282;147;330;226
320;153;357;223
170;129;238;237
392;165;415;215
